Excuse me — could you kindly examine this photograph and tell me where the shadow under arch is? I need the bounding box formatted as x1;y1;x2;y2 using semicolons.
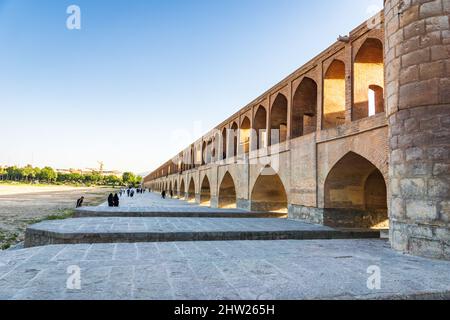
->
251;166;288;213
179;179;185;199
218;172;237;209
200;175;211;206
324;151;388;229
173;180;178;198
187;178;196;203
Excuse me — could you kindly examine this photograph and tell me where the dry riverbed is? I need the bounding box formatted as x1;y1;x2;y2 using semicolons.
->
0;185;115;249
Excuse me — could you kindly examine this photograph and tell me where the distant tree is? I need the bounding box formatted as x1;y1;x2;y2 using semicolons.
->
33;167;41;181
90;171;102;184
57;173;70;183
135;175;143;185
38;167;57;183
22;165;36;182
122;172;136;185
69;173;82;183
105;175;121;186
6;166;21;181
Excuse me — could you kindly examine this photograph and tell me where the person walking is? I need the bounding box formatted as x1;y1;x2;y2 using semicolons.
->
76;196;84;208
161;190;166;199
108;193;114;207
113;193;120;207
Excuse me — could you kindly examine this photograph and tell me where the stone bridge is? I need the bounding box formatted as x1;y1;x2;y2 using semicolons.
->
144;1;450;260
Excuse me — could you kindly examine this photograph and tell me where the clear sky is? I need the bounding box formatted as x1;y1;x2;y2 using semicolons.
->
0;0;383;174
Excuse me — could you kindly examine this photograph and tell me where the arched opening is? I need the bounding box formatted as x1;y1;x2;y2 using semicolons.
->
168;181;173;196
231;122;238;158
200;176;211;206
324;152;388;229
270;94;288;145
292;77;317;138
240;117;251;155
212;134;219;162
187;178;196;203
323;60;346;129
252;106;267;150
222;128;227;160
202;141;207;166
218;172;237;209
190;146;195;169
174;180;178;198
353;38;384;121
180;179;185;199
369;85;384;117
206;139;212;164
251;168;288;213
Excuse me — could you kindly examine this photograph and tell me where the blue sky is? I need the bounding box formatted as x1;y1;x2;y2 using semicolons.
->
0;0;383;174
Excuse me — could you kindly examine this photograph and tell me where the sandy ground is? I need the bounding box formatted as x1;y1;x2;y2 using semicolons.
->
0;185;115;249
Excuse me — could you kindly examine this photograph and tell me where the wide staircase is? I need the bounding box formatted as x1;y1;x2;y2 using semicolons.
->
24;192;380;247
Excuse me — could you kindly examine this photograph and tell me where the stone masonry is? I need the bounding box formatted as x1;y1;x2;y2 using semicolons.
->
385;0;450;259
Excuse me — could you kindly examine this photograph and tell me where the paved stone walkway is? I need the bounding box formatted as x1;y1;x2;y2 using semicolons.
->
76;192;285;218
1;239;450;300
86;192;245;211
3;191;449;300
25;217;379;247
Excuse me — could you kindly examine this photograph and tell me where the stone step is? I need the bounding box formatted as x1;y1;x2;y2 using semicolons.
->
380;229;389;239
75;207;287;219
24;217;380;248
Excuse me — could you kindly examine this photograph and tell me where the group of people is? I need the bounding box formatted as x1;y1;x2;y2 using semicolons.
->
108;193;120;207
77;186;150;209
117;187;148;198
161;190;173;199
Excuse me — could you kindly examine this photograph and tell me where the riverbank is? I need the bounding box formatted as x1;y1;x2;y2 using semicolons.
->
0;185;115;249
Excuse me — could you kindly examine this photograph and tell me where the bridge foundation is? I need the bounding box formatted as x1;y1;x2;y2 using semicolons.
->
385;0;450;259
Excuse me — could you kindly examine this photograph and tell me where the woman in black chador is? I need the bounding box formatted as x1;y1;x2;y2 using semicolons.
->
113;193;120;207
108;193;114;207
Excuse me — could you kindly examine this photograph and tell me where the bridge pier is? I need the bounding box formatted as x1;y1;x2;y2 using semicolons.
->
385;0;450;259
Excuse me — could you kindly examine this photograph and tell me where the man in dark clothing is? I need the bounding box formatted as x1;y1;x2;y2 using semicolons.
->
76;196;84;208
108;193;114;207
161;190;166;199
113;194;119;207
127;189;130;197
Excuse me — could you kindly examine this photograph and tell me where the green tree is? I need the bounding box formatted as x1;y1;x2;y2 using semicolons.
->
6;166;20;181
22;165;36;182
38;167;57;183
122;172;136;185
134;175;143;186
0;167;6;181
105;175;121;186
57;173;70;183
69;173;82;183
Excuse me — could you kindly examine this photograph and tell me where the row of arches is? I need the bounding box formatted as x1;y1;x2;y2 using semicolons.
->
202;38;385;162
150;152;388;228
324;38;384;128
150;38;385;180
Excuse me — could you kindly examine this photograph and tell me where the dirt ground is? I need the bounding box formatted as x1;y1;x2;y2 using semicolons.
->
0;185;115;249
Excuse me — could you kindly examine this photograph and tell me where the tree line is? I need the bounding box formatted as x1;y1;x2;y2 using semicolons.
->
0;165;142;187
